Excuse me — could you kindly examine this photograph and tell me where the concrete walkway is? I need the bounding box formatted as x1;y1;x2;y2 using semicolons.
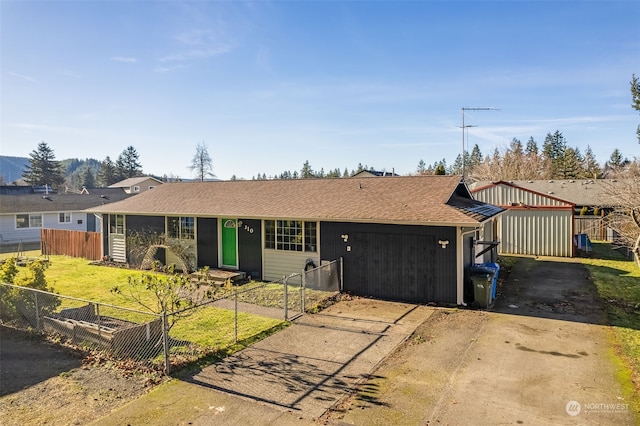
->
92;299;430;425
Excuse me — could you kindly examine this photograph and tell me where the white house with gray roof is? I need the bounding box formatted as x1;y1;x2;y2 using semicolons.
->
0;188;132;251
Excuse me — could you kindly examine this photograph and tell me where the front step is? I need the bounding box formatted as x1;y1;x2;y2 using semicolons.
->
191;269;247;286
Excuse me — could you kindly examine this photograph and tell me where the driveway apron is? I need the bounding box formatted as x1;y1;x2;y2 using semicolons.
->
187;299;430;419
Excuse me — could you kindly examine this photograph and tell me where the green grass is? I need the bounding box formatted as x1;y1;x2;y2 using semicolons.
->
580;242;640;417
2;254;289;367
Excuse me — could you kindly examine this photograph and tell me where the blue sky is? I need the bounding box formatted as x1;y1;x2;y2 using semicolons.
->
1;1;639;180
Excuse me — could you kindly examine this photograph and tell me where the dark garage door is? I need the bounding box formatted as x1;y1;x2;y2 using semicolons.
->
345;232;437;303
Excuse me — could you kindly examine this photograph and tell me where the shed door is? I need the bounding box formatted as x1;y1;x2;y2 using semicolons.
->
221;219;237;268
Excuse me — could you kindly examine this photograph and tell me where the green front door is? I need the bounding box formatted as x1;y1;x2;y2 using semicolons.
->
221;218;237;268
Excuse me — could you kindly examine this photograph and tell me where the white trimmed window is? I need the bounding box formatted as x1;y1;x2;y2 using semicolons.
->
133;185;140;192
167;216;195;240
59;212;71;223
16;213;43;229
109;214;125;235
264;220;317;252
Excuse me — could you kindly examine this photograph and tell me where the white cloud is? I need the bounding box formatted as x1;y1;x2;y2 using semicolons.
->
159;29;235;63
110;56;139;63
7;71;36;83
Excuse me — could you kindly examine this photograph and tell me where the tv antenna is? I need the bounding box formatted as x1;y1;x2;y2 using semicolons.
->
460;107;498;180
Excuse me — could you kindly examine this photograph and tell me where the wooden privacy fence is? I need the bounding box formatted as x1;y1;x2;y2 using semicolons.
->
41;228;102;260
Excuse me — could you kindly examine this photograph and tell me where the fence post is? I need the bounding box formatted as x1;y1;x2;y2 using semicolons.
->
301;269;306;314
162;312;170;375
234;292;238;343
96;303;101;340
283;276;288;321
34;292;40;330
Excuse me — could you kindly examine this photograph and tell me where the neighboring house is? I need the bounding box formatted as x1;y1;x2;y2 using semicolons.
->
88;176;504;305
471;179;622;241
0;185;53;195
470;181;575;257
108;176;163;194
352;170;400;178
0;188;132;250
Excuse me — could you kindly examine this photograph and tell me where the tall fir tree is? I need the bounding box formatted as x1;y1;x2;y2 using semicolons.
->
300;160;314;178
115;146;143;179
525;137;538;156
581;145;601;179
80;167;96;189
631;74;640;143
97;156;118;187
542;130;568;178
22;141;65;188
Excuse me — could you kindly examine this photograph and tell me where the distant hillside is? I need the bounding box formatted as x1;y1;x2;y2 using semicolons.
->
0;156;29;184
0;155;102;187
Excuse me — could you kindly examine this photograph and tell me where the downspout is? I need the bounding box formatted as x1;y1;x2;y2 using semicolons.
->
458;227;479;306
571;205;576;257
93;213;104;259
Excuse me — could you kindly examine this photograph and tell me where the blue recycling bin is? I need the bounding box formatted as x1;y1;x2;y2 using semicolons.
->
483;262;500;299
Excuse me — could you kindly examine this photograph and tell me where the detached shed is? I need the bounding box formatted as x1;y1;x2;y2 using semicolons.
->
471;181;575;257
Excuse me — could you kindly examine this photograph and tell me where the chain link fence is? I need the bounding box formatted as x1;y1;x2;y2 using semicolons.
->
0;283;162;367
0;258;342;374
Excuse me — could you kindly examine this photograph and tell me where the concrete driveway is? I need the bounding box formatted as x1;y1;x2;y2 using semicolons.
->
92;299;430;425
325;257;637;425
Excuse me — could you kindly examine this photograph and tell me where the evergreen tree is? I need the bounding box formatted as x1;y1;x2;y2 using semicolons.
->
605;148;628;176
22;141;65;188
451;154;463;175
81;167;96;189
631;74;640;143
542;130;568;178
416;159;426;175
116;146;143;179
581;145;601;179
560;147;583;179
301;160;314;179
434;163;446;175
469;144;483;169
525;137;538;156
343;168;349;177
97;156;118;187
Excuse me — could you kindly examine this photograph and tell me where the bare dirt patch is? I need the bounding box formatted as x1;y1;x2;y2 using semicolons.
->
0;326;156;426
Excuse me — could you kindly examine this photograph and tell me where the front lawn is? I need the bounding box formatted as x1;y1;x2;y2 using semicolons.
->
580;242;640;415
2;254;289;367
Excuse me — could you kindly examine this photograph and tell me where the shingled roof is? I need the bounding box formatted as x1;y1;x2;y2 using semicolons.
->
0;189;132;214
88;175;503;226
470;179;625;207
